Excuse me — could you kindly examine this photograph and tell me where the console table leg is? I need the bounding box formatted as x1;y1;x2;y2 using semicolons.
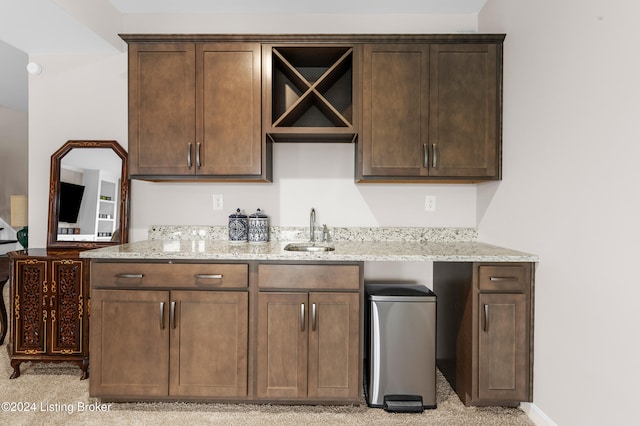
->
9;360;21;379
80;357;89;380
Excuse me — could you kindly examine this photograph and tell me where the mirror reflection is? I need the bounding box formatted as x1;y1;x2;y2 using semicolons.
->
58;149;122;242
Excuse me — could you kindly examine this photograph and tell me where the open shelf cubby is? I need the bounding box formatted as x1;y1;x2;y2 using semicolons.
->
267;45;356;142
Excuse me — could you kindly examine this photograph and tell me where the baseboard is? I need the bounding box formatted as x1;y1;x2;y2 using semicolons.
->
520;402;557;426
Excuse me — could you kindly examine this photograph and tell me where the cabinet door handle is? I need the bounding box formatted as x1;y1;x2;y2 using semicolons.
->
423;144;429;168
50;295;55;308
490;276;518;282
483;304;489;332
196;142;201;168
115;273;144;279
432;143;438;168
311;303;317;332
194;274;223;280
160;302;165;330
187;143;192;168
170;301;177;329
300;303;305;332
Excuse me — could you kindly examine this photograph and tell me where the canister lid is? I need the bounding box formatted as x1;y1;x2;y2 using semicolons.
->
249;208;267;218
229;208;247;218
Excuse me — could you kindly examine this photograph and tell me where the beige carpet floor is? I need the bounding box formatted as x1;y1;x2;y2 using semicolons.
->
0;283;533;425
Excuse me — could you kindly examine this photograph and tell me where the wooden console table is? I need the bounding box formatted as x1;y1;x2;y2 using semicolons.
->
7;249;89;379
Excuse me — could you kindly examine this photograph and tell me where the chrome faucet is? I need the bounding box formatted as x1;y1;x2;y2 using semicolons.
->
310;208;316;242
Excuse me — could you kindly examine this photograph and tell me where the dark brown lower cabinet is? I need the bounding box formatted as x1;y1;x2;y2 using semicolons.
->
256;291;360;401
90;289;248;399
8;249;89;379
434;262;533;406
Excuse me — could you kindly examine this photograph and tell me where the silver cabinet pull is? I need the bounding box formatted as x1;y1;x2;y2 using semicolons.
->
170;301;177;329
196;142;201;168
423;143;429;168
160;302;165;330
187;143;192;168
311;303;317;331
490;276;518;282
483;304;489;332
300;303;305;332
115;273;144;279
432;143;438;168
194;274;223;280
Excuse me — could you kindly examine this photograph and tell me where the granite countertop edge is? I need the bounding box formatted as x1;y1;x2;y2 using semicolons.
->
80;226;539;262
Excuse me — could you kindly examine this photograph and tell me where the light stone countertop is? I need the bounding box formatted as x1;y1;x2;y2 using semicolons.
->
81;226;538;263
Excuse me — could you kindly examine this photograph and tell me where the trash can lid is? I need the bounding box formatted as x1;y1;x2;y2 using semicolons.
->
366;284;435;298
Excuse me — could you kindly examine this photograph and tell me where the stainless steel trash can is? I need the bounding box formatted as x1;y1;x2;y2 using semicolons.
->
364;283;437;411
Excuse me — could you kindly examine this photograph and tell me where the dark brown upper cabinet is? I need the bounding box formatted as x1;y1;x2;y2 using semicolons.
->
126;41;267;181
122;34;503;183
357;39;503;182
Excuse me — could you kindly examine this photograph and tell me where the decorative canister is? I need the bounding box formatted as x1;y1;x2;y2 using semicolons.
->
228;208;248;242
248;208;269;243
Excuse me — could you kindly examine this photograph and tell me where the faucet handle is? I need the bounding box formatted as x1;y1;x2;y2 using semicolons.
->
322;224;331;242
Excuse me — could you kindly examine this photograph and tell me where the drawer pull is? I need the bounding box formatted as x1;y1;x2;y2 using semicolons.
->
300;303;305;332
311;303;317;332
489;276;518;282
160;302;165;330
423;144;428;168
194;274;223;280
432;143;438;168
170;301;177;329
115;273;144;279
483;304;489;332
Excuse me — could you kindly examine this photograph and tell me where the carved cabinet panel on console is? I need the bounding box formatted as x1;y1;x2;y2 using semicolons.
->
8;249;89;379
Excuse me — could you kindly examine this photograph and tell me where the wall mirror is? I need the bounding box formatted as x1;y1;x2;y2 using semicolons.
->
47;140;129;251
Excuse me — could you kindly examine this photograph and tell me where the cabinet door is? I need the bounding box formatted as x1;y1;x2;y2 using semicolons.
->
307;292;360;399
89;290;170;398
128;43;196;176
429;44;499;178
50;259;85;354
256;292;308;398
478;293;528;401
197;43;262;176
361;44;430;178
170;291;248;397
13;259;47;354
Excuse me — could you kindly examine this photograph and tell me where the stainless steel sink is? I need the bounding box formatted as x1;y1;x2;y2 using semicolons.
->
284;243;335;252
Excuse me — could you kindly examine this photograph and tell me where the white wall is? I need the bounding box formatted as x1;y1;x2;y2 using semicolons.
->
479;1;640;425
0;41;28;223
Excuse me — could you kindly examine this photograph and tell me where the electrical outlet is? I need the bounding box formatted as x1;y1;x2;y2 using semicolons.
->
212;194;223;210
425;195;436;212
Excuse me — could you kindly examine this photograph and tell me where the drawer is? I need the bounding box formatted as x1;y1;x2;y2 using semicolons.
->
478;265;528;292
259;264;360;290
91;262;248;289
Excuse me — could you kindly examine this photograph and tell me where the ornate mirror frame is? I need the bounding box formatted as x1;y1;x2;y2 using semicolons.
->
47;140;129;251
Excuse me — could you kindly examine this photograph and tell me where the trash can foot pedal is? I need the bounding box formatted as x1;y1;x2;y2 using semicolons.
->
383;395;424;413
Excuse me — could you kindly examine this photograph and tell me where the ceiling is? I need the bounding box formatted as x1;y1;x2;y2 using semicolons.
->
0;0;486;54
